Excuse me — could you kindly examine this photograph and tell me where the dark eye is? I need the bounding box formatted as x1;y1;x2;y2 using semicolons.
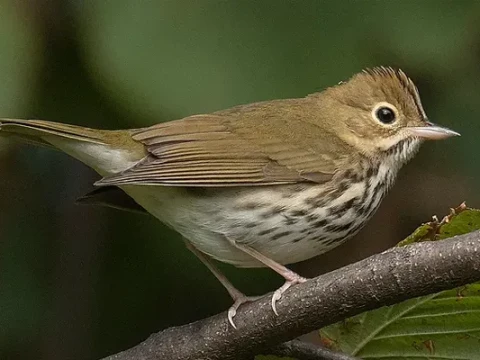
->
375;106;396;124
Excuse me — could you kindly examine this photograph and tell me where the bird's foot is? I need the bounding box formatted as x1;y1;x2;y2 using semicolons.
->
223;238;309;323
271;273;308;315
228;294;263;329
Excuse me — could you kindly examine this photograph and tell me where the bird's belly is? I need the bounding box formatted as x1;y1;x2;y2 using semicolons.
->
121;174;388;268
211;182;382;266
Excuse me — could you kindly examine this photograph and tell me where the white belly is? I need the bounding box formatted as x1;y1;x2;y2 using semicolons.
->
121;171;390;268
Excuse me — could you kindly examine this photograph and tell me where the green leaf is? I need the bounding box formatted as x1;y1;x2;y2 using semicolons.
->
438;210;480;240
320;207;480;359
396;223;434;247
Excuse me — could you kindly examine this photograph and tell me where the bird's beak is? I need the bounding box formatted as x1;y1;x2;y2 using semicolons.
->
408;122;460;140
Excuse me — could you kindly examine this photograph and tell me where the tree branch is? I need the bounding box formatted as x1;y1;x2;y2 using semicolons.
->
267;340;360;360
102;230;480;360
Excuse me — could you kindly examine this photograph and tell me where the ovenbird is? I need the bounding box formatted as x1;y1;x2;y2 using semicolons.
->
0;67;459;327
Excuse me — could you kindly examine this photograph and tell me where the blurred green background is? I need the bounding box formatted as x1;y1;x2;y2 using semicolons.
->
0;1;479;359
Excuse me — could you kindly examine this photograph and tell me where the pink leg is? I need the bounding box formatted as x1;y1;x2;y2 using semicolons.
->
184;241;261;328
226;239;307;315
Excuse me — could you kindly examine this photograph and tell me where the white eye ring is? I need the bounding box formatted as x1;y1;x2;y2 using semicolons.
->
372;102;399;126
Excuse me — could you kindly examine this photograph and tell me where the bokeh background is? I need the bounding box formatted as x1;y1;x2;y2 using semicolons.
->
0;1;479;359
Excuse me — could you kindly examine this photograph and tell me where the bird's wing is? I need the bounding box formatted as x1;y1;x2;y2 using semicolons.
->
76;186;148;214
95;113;347;187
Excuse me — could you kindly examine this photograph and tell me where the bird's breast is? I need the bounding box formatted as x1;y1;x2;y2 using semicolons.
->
216;160;396;265
122;160;398;268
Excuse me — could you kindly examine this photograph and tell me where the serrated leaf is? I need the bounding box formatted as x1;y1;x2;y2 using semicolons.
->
397;223;434;247
320;207;480;359
438;210;480;240
397;204;475;246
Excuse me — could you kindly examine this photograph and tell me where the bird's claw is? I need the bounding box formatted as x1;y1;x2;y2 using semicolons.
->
271;275;307;315
228;295;262;329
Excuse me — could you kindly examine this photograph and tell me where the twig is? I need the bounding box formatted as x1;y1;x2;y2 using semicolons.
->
268;340;360;360
102;231;480;360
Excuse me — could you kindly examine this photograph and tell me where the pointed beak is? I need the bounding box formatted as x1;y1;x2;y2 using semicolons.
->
408;122;460;140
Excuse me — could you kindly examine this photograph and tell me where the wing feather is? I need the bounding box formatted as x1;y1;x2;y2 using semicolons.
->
96;110;346;187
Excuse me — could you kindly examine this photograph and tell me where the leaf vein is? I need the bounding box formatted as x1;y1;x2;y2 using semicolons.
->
373;327;480;340
402;309;480;319
352;294;439;355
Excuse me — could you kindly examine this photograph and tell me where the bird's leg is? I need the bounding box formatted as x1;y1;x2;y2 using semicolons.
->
227;238;307;316
184;240;261;328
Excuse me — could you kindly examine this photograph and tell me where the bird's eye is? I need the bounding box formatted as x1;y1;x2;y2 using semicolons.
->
375;106;396;124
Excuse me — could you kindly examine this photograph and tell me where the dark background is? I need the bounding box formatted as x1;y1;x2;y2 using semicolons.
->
0;1;479;359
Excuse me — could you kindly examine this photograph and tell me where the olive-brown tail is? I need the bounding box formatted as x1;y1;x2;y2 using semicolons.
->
0;118;109;146
0;118;145;176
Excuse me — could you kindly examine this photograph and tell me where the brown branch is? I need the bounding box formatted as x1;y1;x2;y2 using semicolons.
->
102;231;480;360
267;340;360;360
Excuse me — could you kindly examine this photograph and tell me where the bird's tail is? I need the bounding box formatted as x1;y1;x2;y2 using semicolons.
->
0;118;145;176
0;118;108;147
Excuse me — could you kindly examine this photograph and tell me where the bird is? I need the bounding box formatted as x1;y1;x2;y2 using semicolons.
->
0;67;459;327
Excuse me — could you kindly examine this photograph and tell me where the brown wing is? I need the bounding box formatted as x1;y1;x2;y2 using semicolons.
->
96;108;347;187
76;187;147;214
